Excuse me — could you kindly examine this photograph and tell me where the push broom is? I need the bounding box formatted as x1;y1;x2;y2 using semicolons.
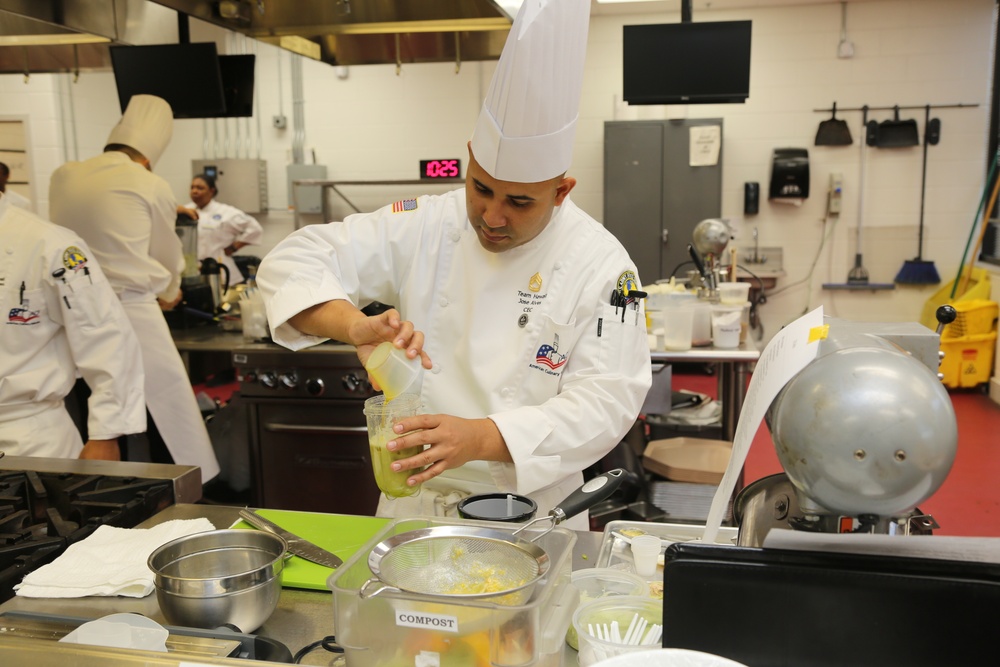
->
895;105;941;284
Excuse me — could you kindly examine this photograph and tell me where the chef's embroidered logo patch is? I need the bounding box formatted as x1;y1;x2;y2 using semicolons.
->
616;270;639;295
62;246;87;271
528;273;543;293
391;198;418;213
531;333;567;376
7;306;40;325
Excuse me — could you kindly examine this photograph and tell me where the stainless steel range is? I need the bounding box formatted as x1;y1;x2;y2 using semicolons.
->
0;456;200;603
232;343;382;515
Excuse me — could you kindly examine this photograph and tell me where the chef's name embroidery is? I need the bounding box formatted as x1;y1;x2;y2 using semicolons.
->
391;198;418;213
395;610;458;633
517;289;547;313
7;306;40;325
531;333;567;376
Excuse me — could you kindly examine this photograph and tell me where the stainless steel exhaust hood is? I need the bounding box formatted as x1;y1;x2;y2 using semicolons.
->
0;1;512;75
148;0;514;66
0;0;179;75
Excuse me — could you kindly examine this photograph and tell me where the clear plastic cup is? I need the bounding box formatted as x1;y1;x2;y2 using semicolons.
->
717;281;751;305
364;342;423;402
659;305;694;351
363;393;423;499
573;596;663;666
630;534;661;577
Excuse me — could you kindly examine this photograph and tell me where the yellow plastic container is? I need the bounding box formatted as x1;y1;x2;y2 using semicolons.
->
920;268;991;331
939;331;997;389
941;299;999;339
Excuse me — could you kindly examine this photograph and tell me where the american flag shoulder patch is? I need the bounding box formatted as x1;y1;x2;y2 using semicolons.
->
392;198;418;213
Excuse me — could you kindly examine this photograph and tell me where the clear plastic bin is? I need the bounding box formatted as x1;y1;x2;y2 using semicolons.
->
328;517;577;667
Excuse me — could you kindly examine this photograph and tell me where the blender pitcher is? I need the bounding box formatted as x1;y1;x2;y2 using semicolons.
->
174;215;201;287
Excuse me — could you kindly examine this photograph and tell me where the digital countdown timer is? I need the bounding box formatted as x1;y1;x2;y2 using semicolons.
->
420;159;461;179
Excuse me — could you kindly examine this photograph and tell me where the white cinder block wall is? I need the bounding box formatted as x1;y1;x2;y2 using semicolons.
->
5;0;998;348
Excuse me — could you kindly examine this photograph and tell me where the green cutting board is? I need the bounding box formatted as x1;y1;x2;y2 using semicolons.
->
233;509;389;591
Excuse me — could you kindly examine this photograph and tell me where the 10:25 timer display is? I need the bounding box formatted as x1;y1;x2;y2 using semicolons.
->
420;159;461;179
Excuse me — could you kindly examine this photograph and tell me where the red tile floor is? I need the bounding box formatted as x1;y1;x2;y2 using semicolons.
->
674;371;1000;537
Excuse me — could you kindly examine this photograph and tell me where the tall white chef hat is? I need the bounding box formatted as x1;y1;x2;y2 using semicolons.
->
105;94;173;167
470;0;590;183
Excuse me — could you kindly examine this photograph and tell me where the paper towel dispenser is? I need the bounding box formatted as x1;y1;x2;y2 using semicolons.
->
769;148;810;199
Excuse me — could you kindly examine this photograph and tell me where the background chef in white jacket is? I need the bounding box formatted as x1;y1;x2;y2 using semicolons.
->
258;0;651;528
179;173;263;284
0;161;32;211
49;95;221;482
0;192;145;460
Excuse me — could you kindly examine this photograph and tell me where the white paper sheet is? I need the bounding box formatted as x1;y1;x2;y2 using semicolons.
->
689;125;721;166
702;307;826;543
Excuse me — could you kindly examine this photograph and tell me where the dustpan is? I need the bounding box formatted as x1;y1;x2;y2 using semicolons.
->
873;105;920;148
815;102;853;146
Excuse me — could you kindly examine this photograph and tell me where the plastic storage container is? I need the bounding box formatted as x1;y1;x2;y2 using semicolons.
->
328;517;577;667
565;569;648;650
573;596;663;667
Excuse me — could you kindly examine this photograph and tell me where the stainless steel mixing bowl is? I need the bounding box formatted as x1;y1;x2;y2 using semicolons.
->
147;528;287;633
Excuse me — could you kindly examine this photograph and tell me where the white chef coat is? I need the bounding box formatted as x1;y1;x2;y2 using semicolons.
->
2;189;32;211
0;194;145;458
50;151;183;302
49;152;221;480
183;199;263;284
258;189;652;528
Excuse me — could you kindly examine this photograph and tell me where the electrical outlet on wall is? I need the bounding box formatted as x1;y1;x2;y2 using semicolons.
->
827;173;844;216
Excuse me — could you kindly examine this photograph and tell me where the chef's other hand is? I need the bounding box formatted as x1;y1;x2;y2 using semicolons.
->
385;415;512;487
348;308;431;371
79;439;121;461
177;205;198;220
158;289;183;311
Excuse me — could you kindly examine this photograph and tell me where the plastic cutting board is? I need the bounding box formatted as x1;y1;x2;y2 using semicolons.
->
233;509;389;591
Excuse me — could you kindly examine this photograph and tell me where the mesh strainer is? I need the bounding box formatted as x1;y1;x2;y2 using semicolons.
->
360;525;549;605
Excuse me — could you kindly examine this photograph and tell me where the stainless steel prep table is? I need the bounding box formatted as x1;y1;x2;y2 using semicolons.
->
0;504;602;666
651;338;759;442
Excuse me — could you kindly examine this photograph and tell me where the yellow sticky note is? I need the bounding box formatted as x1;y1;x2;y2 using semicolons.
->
808;325;829;342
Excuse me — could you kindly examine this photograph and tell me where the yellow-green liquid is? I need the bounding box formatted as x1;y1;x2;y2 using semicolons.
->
369;414;421;498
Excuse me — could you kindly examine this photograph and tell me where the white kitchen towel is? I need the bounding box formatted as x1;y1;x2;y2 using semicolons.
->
14;518;215;599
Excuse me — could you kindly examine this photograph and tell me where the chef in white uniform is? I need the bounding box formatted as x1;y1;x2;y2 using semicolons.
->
0;161;32;211
49;95;221;481
257;0;650;529
181;173;263;284
0;192;145;459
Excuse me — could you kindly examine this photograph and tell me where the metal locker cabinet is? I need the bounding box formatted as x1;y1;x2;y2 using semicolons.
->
603;119;723;283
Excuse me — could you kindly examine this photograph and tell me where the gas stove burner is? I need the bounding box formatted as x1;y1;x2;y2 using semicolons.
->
0;470;176;602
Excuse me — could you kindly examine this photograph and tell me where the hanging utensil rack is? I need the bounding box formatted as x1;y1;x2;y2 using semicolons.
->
813;103;978;114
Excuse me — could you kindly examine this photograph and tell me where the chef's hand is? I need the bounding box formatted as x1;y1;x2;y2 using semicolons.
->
158;289;183;311
386;415;513;488
79;439;121;461
347;308;431;372
177;205;198;220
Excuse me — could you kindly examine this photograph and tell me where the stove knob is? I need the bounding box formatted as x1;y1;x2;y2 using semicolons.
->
279;372;299;389
342;372;363;393
306;378;325;396
242;371;258;383
260;372;278;389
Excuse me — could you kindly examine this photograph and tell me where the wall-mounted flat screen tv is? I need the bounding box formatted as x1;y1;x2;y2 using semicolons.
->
218;54;255;118
623;21;752;105
110;43;227;118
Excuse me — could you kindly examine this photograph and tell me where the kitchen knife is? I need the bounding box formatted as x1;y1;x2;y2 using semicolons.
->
239;509;343;568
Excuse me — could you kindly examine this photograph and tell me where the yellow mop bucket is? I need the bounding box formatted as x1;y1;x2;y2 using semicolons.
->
920;267;991;331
